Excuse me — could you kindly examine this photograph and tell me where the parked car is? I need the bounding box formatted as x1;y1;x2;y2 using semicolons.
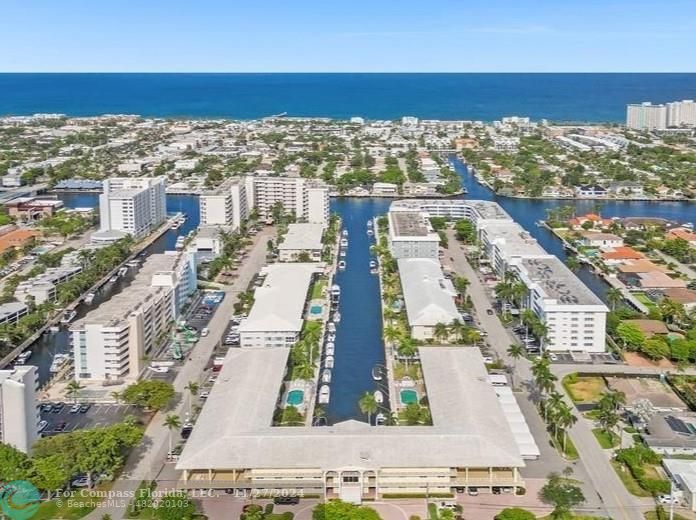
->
200;391;210;399
79;404;91;413
38;420;48;432
52;403;65;413
467;487;478;496
54;421;67;432
40;403;53;413
486;309;494;315
548;353;558;361
71;476;90;488
273;496;300;505
658;495;679;505
69;404;81;414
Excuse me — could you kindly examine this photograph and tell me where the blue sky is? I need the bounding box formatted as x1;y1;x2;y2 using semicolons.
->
2;0;695;72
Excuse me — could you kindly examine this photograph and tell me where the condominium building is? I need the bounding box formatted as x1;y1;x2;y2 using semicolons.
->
14;265;82;304
626;102;667;131
667;100;696;128
239;263;324;348
199;179;248;230
387;209;440;259
510;256;608;352
244;176;330;227
70;251;196;382
0;366;38;453
478;222;547;276
277;223;324;262
99;177;167;238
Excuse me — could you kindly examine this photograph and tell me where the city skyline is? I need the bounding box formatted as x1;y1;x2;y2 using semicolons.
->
2;0;696;72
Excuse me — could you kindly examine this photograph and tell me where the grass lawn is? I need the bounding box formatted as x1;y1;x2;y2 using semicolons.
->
311;279;327;299
563;374;606;403
592;428;620;449
645;511;690;520
32;486;115;520
634;292;658;309
550;431;579;460
611;461;652;497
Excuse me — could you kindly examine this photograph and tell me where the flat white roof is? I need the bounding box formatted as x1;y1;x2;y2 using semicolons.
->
495;387;541;460
278;223;324;251
663;458;696;493
397;258;461;327
480;221;547;259
239;263;323;334
177;347;523;471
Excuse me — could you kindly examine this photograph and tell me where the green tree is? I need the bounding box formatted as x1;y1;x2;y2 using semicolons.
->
454;219;476;243
313;499;382;520
121;380;175;410
154;492;196;520
65;380;85;404
606;288;624;311
507;344;524;388
184;381;199;415
539;472;585;519
164;414;181;454
495;508;536;520
0;442;32;482
615;322;645;350
359;392;378;424
30;454;70;498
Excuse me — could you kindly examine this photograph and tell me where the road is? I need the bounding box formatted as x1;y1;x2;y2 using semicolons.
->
85;227;274;520
653;249;696;280
443;230;647;520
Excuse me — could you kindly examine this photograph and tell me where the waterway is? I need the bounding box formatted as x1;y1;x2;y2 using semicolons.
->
30;181;693;415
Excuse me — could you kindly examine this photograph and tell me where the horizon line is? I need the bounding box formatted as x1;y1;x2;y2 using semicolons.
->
1;71;696;75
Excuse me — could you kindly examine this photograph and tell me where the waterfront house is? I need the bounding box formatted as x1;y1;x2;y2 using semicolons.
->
601;246;645;265
575;184;608;198
578;231;624;248
661;288;696;313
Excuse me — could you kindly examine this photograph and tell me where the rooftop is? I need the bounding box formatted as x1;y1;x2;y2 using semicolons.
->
518;256;605;307
176;347;524;471
389;210;433;238
480;222;547;258
278;223;324;251
397;258;460;327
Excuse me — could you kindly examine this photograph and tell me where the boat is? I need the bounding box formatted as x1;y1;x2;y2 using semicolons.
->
372;366;383;381
367;229;374;236
318;385;331;404
374;390;384;404
325;343;335;356
321;369;332;384
126;259;140;267
60;310;77;325
117;267;128;277
367;220;373;228
369;260;377;269
327;322;336;333
330;284;341;303
15;351;32;365
48;325;60;333
333;312;341;323
375;413;386;426
340;238;348;248
339;249;346;257
171;221;181;230
50;353;70;373
325;356;334;369
175;236;186;251
342;229;348;237
338;261;346;270
327;333;336;342
109;275;119;283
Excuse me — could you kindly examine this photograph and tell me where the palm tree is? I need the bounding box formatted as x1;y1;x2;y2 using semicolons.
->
433;322;450;343
383;325;402;345
506;344;524;388
546;391;565;437
448;319;466;342
565;256;580;272
65;380;84;404
164;414;181;454
556;404;577;454
397;338;418;366
358;392;378;425
606;288;623;311
184;381;199;414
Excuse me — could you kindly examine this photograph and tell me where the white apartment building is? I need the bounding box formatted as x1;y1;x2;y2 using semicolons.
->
0;366;38;453
199;179;248;231
478;222;547;276
239;263;323;348
510;256;608;352
14;265;82;304
387;209;440;259
0;302;29;326
99;177;167;238
626;102;668;131
667;100;696;128
70;251;196;382
278;223;324;262
245;176;330;227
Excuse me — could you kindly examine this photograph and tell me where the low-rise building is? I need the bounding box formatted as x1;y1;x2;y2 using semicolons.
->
0;229;41;255
387;209;439;259
397;258;460;340
578;232;624;248
663;458;696;511
239;263;323;348
14;265;82;304
5;197;64;221
0;302;29;326
277;223;324;262
0;366;38;453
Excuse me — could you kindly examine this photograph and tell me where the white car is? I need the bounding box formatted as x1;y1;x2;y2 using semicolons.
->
38;420;48;432
148;366;169;373
548;353;558;361
482;356;493;364
71;476;90;488
199;391;210;399
658;495;679;505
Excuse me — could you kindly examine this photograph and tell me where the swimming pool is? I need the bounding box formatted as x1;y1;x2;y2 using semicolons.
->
287;389;304;406
400;389;418;405
310;305;323;316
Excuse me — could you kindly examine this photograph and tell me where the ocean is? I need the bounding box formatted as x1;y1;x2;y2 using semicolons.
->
1;73;695;121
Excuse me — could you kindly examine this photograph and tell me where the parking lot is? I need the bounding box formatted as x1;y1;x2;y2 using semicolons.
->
39;402;143;436
185;290;226;333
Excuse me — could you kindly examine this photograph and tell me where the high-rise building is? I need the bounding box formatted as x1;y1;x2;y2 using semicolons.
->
244;176;329;227
626;102;667;130
199;179;248;230
667;100;696;127
0;366;38;453
99;177;167;238
70;251;196;382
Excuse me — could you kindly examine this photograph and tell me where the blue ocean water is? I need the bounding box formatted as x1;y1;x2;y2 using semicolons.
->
1;73;696;121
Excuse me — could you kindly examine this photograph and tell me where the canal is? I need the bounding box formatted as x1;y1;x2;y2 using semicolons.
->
35;179;692;416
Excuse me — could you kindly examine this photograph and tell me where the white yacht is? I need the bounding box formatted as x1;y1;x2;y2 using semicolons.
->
330;284;341;303
342;229;348;237
84;293;96;304
325;343;335;357
324;355;334;369
375;413;386;426
50;354;70;373
340;238;348;248
367;229;374;237
321;369;332;384
339;249;346;257
338;261;346;270
15;351;32;365
327;322;336;333
60;310;77;325
374;390;384;404
318;385;331;404
175;236;186;251
333;312;341;323
372;366;383;381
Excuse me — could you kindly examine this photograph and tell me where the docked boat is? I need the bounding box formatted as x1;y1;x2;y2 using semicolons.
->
60;310;77;325
126;259;140;268
318;385;331;404
369;260;377;269
367;220;373;228
321;369;332;384
374;390;384;404
376;413;386;426
367;229;374;237
333;312;341;323
50;353;70;373
327;322;336;334
342;229;348;237
84;293;96;304
372;366;383;381
325;343;335;356
338;261;346;270
325;355;334;369
48;325;60;333
327;333;336;342
117;267;128;277
339;249;346;257
109;275;119;283
171;221;181;230
340;238;348;248
330;284;341;303
15;351;32;365
175;236;186;251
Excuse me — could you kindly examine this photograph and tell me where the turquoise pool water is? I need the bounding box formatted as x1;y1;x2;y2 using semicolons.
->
310;305;323;316
400;389;418;405
287;389;304;406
